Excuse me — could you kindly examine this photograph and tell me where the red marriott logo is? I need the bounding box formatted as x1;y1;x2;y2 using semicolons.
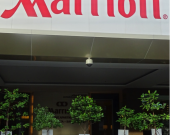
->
1;0;161;19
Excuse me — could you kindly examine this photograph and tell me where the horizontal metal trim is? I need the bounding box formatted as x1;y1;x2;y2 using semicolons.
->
4;83;125;87
152;85;169;88
0;56;169;65
0;28;169;40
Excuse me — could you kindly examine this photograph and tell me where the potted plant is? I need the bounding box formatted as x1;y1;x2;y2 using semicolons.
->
67;95;104;135
136;90;169;135
0;88;29;135
33;104;63;135
116;106;134;135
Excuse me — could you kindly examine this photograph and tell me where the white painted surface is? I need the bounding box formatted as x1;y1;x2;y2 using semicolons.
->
151;128;162;135
0;131;12;135
42;129;53;135
118;129;129;135
0;0;169;36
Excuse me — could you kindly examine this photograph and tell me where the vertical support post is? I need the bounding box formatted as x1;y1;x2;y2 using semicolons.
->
29;93;34;135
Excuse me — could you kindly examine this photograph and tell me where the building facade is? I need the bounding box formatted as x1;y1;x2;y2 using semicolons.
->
0;0;169;135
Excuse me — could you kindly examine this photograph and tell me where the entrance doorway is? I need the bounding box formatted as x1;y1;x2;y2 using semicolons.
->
91;94;119;135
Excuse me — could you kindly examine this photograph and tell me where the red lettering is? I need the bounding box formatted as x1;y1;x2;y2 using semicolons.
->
91;0;99;16
1;0;51;19
75;0;82;15
107;0;115;17
51;0;70;15
0;0;161;19
140;0;147;18
153;0;161;19
118;0;136;18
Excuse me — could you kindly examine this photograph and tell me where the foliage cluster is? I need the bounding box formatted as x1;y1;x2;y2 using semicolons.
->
117;90;170;135
116;106;134;130
67;95;104;134
133;90;169;131
0;88;29;135
1;90;103;135
33;104;63;135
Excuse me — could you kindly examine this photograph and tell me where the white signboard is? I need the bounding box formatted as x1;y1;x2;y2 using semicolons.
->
0;0;169;35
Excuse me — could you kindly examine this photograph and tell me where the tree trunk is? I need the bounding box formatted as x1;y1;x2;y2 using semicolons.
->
47;129;49;135
153;111;157;135
88;122;90;135
5;104;10;135
124;125;126;135
84;123;87;135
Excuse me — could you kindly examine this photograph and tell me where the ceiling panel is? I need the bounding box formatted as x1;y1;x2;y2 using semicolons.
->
91;37;152;59
0;33;31;55
145;40;169;60
0;60;169;88
32;35;93;57
0;33;169;62
0;66;153;85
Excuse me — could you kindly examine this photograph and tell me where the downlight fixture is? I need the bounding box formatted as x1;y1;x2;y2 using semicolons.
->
86;58;93;67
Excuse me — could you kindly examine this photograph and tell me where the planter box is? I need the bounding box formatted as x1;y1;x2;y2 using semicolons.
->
151;129;162;135
0;131;12;135
118;129;129;135
42;129;53;135
143;129;162;135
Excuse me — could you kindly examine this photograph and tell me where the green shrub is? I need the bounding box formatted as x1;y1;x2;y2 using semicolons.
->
33;104;63;135
68;95;104;135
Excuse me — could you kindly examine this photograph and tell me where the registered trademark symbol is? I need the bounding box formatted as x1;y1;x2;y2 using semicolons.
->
163;14;168;19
